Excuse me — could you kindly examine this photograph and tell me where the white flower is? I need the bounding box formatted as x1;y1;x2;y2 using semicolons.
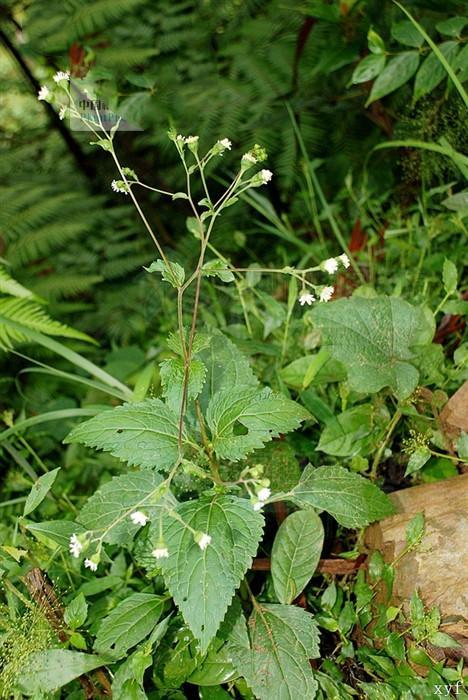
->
84;558;97;572
152;547;169;559
53;71;70;83
130;511;149;526
319;286;334;302
184;135;198;144
219;138;232;150
69;534;83;558
242;152;257;164
339;253;350;269
299;293;315;306
194;532;211;550
176;134;185;143
38;85;50;101
252;500;263;511
58;106;67;120
323;258;338;275
257;487;271;502
111;179;129;195
260;169;273;184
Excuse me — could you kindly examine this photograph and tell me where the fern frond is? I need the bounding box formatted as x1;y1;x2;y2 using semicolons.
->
0;267;34;299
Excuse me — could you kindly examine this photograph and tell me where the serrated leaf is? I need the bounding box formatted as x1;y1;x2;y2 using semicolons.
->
23;467;60;516
230;604;320;700
271;510;324;604
311;296;434;399
198;331;258;407
160;495;264;652
160;356;207;413
405;447;431;476
78;471;175;545
413;41;459;102
65;399;180;470
202;260;235;282
290;465;395;528
318;405;374;457
64;593;88;630
351;54;386;84
94;593;165;659
19;650;108;694
145;259;185;287
366;52;419;106
207;387;310;461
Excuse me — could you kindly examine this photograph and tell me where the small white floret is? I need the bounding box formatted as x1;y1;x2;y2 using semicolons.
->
197;533;211;550
260;169;273;184
69;533;83;558
323;258;338;275
130;511;149;526
319;286;334;302
38;86;50;101
152;547;169;559
339;253;350;269
111;180;129;195
219;138;232;150
53;71;70;83
257;487;271;502
299;293;315;306
84;558;97;571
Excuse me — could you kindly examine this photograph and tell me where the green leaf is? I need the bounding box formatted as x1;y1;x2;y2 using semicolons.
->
230;604;320;700
436;16;467;37
351;54;386;85
94;592;165;659
65;399;180;470
456;433;468;461
23;467;60;516
405;447;431;476
271;510;324;604
25;519;85;548
413;41;459;102
290;465;395;528
442;259;458;294
64;592;88;630
391;20;425;47
366;52;419;106
202;260;235;282
442;189;468;212
280;354;346;389
428;631;460;648
160;357;207;413
317;405;374;457
406;512;425;547
311;296;434;399
207;387;310;461
78;471;175;545
367;28;385;55
160;495;264;652
145;259;185;287
198;331;258;406
19;650;107;694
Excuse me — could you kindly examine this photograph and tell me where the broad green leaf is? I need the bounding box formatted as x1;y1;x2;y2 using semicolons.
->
436;16;467;37
202;259;235;282
78;471;175;545
145;259;185;287
94;592;165;659
311;296;434;399
368;28;385;55
64;593;88;630
351;54;386;84
366;52;419;106
442;259;458;294
391;20;424;47
65;399;180;470
271;510;324;604
23;467;60;516
442;189;468;212
414;41;459;102
230;604;320;700
207;387;310;461
428;631;460;648
160;356;206;413
290;465;395;528
198;331;258;407
318;405;374;457
25;519;85;548
457;433;468;461
454;43;468;81
160;495;264;652
405;447;431;476
19;650;107;694
280;354;346;389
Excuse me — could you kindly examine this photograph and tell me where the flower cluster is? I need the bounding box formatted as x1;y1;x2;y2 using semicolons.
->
322;253;350;275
